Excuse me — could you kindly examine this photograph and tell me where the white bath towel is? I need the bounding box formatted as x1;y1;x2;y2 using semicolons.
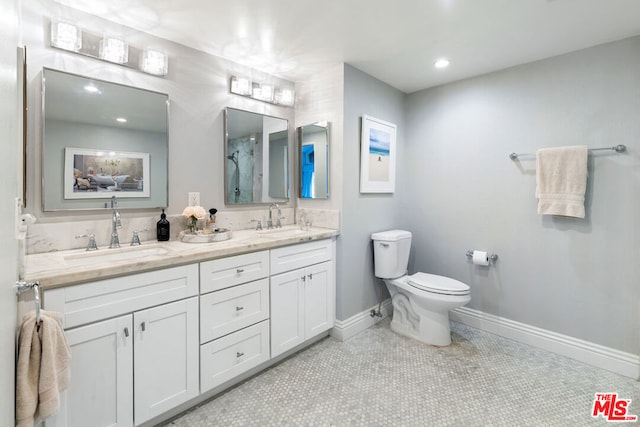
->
535;145;588;218
16;310;71;427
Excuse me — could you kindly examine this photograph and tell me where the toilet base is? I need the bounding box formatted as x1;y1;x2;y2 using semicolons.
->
390;308;452;346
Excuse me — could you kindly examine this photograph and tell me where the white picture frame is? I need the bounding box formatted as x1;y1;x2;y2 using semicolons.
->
360;115;397;193
64;147;150;199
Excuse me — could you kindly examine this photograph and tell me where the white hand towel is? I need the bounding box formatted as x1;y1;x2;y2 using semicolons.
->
16;310;71;427
535;145;588;218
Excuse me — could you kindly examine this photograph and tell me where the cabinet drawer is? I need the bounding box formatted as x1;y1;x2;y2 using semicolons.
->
200;279;269;343
200;251;269;293
44;264;199;329
200;320;270;393
270;239;332;275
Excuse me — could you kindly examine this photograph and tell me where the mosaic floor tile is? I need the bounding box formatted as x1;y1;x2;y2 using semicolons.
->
165;320;639;426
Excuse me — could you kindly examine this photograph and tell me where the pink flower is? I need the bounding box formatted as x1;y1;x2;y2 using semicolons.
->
181;205;206;219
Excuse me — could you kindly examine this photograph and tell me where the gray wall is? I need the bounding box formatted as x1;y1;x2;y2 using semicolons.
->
405;37;640;354
337;65;406;320
0;0;20;422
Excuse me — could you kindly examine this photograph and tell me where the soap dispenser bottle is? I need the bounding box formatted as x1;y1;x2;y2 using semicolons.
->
157;209;170;241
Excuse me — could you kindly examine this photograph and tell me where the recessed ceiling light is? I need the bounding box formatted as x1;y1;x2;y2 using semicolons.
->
116;117;127;123
434;58;450;69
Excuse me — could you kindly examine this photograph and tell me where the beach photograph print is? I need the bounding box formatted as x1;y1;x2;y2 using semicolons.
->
368;128;391;182
360;115;397;193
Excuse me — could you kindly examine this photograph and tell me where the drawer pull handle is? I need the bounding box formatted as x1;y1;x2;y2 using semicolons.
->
308;273;313;280
124;327;129;338
302;276;306;282
236;306;244;311
140;322;146;332
236;351;244;358
236;268;244;274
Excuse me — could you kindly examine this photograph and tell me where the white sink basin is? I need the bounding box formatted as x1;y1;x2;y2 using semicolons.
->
64;244;172;267
257;227;311;238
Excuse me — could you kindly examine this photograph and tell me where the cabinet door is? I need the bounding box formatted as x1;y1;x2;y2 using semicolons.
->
133;297;199;425
43;316;133;427
304;260;335;338
270;269;305;357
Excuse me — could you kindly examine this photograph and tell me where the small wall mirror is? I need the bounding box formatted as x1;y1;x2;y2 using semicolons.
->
225;107;289;204
298;121;329;199
42;68;169;211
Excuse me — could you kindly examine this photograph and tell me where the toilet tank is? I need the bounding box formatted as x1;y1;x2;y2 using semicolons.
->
371;230;412;279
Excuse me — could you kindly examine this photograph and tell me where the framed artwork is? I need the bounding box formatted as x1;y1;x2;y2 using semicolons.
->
63;147;150;199
360;115;397;193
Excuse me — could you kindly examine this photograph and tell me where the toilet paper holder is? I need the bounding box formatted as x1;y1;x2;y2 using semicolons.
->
465;250;499;263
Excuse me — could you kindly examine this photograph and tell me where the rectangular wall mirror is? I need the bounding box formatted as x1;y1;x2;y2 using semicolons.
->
225;107;289;204
42;68;169;211
298;121;329;199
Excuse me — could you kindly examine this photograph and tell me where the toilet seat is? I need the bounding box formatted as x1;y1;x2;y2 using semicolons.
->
407;272;470;296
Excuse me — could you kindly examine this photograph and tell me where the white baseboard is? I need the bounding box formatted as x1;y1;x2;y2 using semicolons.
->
331;299;392;342
451;306;640;380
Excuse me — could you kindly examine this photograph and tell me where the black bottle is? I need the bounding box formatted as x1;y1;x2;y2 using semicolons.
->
157;209;170;241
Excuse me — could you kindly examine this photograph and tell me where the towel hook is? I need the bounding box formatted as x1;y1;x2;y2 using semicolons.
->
16;281;41;326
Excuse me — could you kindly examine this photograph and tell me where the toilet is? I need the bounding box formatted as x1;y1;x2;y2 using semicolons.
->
371;229;470;346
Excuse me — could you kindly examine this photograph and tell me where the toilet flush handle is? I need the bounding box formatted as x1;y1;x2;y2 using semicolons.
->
380;243;389;248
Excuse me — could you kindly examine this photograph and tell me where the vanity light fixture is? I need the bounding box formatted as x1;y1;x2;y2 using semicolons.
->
48;19;169;77
277;88;295;106
140;49;169;76
434;58;450;69
229;76;295;107
230;76;252;96
100;37;128;64
51;21;82;52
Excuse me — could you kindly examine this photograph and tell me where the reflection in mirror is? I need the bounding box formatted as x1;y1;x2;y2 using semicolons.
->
298;121;329;199
225;108;289;204
42;68;169;210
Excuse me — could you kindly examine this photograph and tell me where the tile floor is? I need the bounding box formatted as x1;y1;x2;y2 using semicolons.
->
165;319;639;426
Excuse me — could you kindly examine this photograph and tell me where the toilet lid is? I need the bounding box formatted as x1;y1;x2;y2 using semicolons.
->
408;272;470;296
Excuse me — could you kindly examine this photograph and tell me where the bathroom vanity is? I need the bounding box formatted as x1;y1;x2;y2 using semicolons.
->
25;227;337;427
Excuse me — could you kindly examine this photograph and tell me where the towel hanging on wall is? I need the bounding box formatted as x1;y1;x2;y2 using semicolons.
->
16;310;71;427
535;145;588;218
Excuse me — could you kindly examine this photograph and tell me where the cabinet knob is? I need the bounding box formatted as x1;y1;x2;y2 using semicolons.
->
236;351;244;358
124;327;129;337
235;306;244;311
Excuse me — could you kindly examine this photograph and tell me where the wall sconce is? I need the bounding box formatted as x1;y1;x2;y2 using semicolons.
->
229;75;295;107
50;19;168;77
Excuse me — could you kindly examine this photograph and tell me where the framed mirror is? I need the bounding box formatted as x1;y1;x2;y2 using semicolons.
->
42;68;169;211
298;121;329;199
225;107;289;204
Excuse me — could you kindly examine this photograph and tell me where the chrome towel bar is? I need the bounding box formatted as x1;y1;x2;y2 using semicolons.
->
509;144;626;160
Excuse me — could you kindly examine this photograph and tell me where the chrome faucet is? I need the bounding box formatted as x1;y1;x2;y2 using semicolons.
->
268;203;281;229
109;195;122;248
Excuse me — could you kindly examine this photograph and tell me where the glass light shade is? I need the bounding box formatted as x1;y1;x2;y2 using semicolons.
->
277;88;295;106
51;21;82;52
100;37;129;64
230;76;252;96
259;83;275;102
140;49;168;76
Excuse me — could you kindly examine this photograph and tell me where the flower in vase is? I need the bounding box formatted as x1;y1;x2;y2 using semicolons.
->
182;205;206;233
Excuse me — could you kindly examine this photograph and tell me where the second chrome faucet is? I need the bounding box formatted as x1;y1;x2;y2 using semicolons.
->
110;195;122;248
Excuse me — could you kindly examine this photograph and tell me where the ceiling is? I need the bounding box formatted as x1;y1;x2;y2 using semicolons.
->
54;0;640;93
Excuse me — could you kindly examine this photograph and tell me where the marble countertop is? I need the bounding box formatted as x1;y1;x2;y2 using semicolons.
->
24;226;339;289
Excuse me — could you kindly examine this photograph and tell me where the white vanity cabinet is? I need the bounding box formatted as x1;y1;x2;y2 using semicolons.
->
270;239;335;358
199;251;271;393
43;265;200;427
